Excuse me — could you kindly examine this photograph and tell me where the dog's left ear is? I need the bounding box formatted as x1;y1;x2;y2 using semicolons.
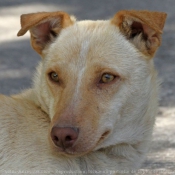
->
17;11;74;55
111;10;167;57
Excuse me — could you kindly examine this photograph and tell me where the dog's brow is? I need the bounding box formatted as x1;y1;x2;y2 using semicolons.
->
92;62;119;72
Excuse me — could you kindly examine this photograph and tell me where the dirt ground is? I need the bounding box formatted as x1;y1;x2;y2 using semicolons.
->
0;1;175;174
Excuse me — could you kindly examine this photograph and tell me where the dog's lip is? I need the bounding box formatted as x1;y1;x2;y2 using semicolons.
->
58;148;92;157
97;130;111;144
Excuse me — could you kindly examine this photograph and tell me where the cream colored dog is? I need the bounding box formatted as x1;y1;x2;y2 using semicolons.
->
0;10;166;175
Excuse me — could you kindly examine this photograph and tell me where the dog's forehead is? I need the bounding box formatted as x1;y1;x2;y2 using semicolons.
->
46;20;143;73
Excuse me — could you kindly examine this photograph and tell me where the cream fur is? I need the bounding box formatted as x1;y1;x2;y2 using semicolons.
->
0;14;162;175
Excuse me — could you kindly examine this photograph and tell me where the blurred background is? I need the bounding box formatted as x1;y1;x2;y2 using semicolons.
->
0;0;175;173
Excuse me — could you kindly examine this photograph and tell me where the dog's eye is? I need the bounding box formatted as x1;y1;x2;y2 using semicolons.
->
100;73;115;83
50;72;59;82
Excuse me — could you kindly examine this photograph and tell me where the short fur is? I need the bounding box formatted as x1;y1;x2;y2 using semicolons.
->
0;10;166;174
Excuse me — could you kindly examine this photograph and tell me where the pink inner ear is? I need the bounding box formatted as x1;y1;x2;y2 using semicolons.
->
32;21;51;44
31;19;59;45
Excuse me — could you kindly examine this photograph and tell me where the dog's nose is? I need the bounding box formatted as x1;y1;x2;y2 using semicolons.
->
51;127;79;149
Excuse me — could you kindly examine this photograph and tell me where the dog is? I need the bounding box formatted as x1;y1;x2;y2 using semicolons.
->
0;10;166;175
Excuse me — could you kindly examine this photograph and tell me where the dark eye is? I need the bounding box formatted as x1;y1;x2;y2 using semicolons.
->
49;72;59;82
100;73;115;83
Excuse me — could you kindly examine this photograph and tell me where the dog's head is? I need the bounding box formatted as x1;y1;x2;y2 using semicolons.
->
18;10;166;156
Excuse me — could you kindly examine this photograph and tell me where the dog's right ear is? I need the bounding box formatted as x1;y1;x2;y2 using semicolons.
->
17;11;75;55
111;10;167;58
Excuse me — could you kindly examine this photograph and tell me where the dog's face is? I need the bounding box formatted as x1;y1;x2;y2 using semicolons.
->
18;10;166;156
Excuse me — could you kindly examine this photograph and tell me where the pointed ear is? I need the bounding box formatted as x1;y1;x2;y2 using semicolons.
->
17;11;75;55
111;10;167;57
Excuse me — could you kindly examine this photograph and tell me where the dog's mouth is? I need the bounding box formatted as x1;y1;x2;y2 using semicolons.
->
50;130;111;157
99;130;111;142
